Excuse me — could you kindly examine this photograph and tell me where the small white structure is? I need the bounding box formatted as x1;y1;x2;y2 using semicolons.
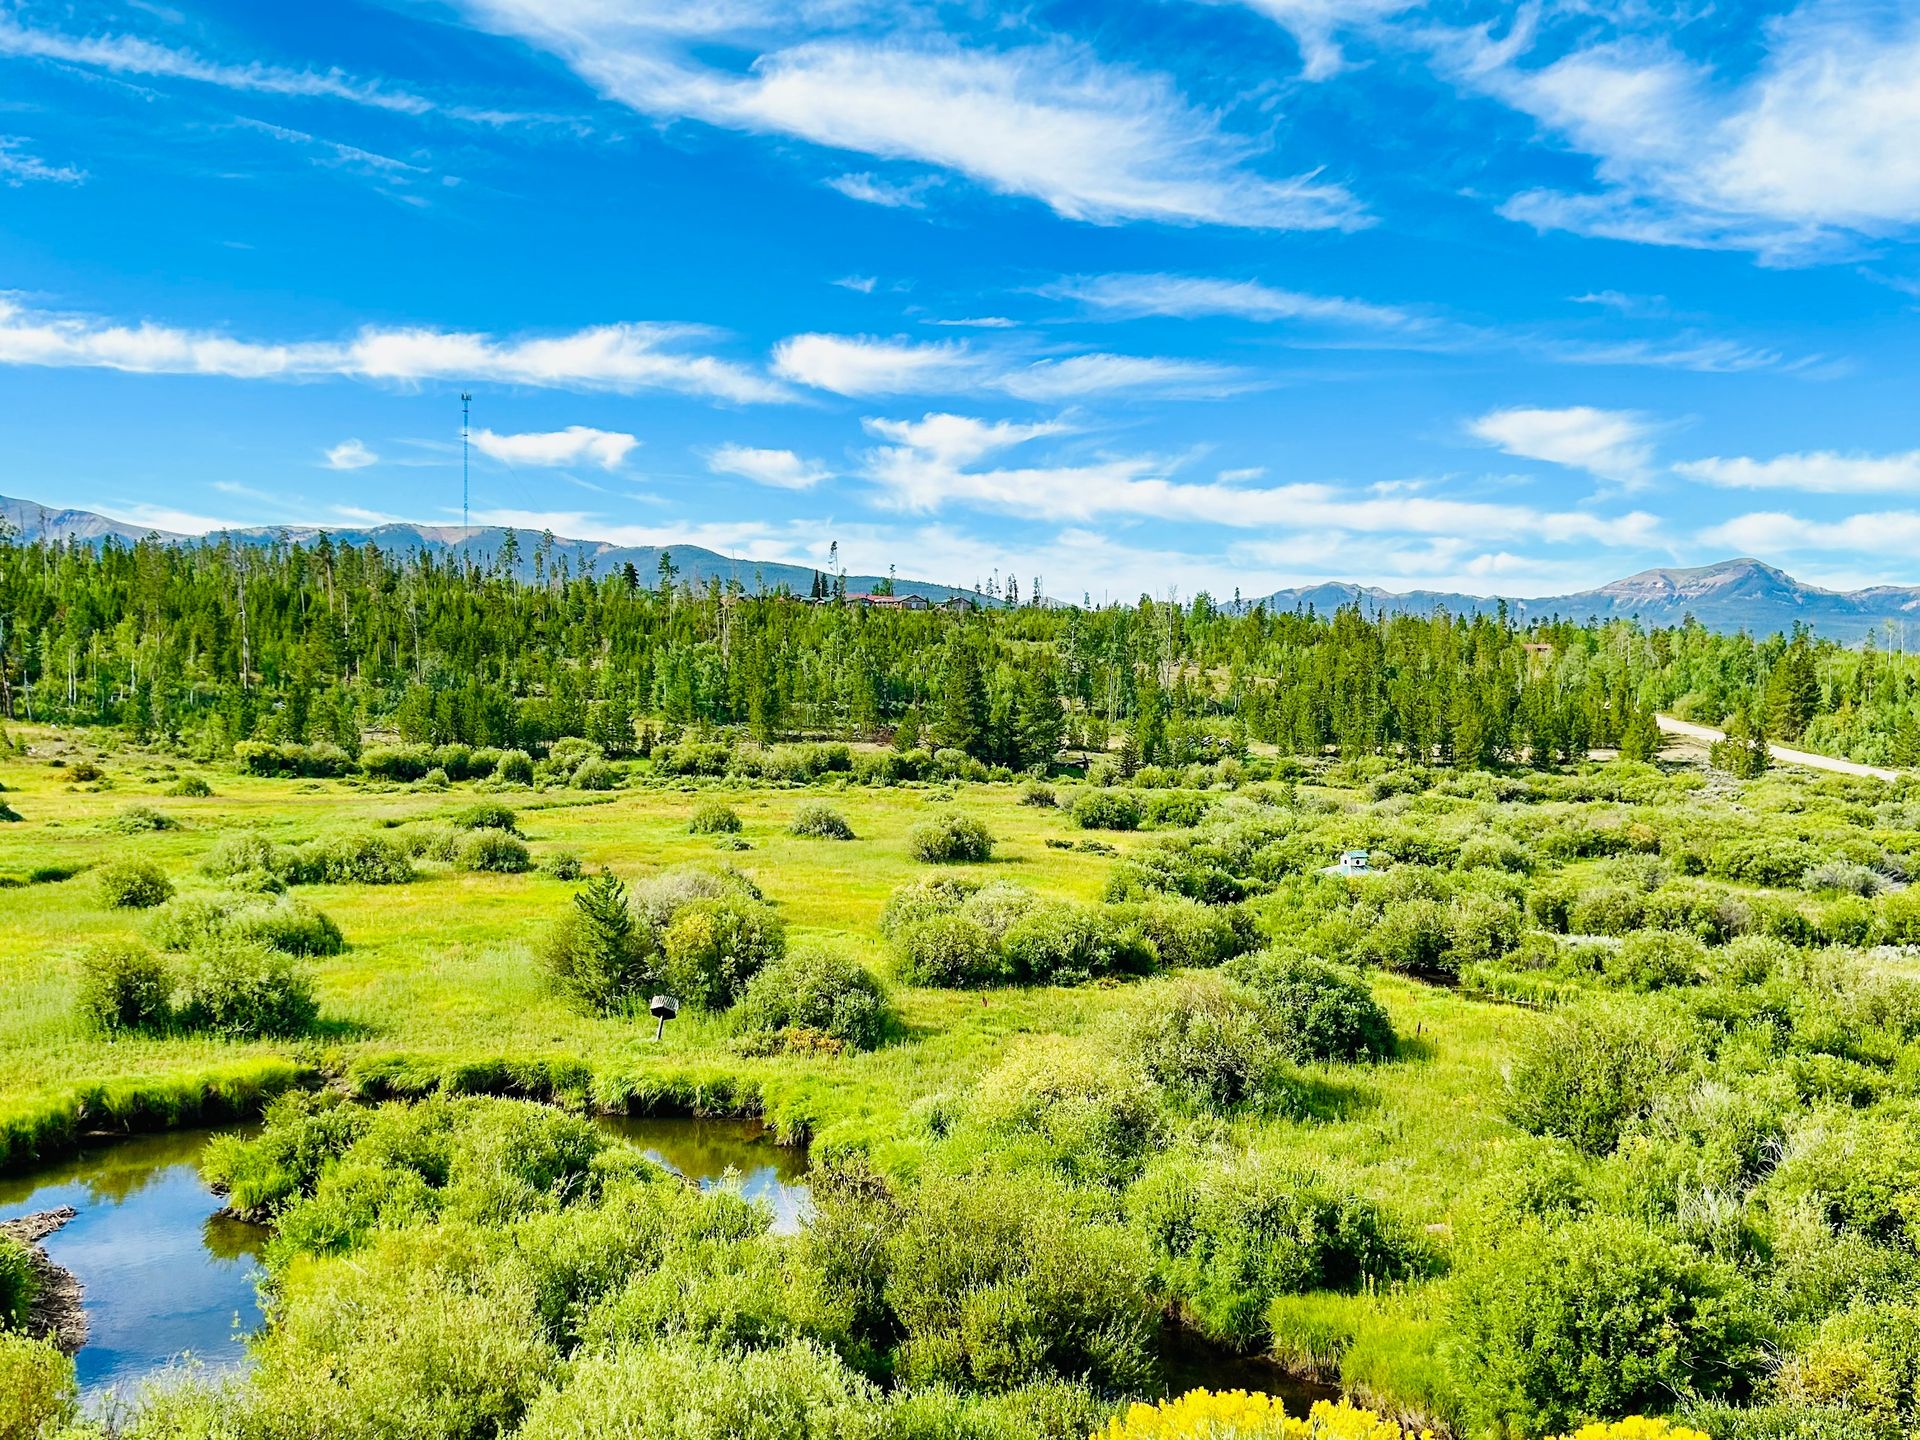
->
1323;848;1372;878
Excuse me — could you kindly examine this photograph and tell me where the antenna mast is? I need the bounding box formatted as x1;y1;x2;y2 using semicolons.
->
460;392;473;530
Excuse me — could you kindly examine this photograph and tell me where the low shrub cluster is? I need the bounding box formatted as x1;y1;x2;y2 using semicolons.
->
96;858;174;909
75;935;320;1039
789;802;855;839
689;801;744;835
201;830;416;887
541;865;783;1016
906;813;994;864
733;946;892;1051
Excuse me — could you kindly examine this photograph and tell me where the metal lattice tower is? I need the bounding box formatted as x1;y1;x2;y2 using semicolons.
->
460;392;473;530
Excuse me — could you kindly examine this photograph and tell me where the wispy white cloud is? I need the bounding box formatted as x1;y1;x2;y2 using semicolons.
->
1447;6;1920;260
831;275;878;294
1048;272;1418;330
473;426;639;468
0;15;434;114
771;332;1252;400
1677;449;1920;495
1467;405;1658;486
0;137;84;186
458;4;1366;230
1227;0;1423;80
707;444;833;490
0;296;786;402
859;410;1660;548
323;438;379;470
997;353;1256;402
825;172;943;209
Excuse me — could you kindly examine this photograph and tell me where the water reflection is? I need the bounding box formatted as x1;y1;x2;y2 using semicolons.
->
0;1129;267;1404
597;1115;813;1233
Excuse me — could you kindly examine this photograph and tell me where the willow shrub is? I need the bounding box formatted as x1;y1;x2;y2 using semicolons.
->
175;939;320;1038
907;814;994;864
1228;950;1396;1063
96;857;174;909
0;1332;77;1440
1448;1215;1766;1436
1128;1150;1426;1349
0;1235;34;1328
733;946;891;1051
689;802;744;836
1504;1007;1685;1157
75;939;175;1033
660;895;784;1009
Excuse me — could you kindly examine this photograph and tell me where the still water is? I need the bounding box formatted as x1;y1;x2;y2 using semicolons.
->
0;1127;267;1405
0;1114;815;1404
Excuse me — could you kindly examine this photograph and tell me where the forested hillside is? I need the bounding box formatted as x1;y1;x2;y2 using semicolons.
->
2;532;1918;769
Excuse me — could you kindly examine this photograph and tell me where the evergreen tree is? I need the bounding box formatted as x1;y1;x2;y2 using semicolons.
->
1617;703;1663;763
931;638;987;754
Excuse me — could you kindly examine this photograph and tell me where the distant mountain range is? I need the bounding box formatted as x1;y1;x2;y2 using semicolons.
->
1252;559;1920;644
0;494;981;606
5;492;1919;642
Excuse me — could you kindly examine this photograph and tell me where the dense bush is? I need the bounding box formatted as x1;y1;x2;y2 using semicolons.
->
175;939;320;1038
106;803;178;833
1230;950;1396;1062
454;802;520;833
908;813;994;863
1505;1009;1680;1156
1130;1151;1424;1347
360;744;434;781
1449;1216;1765;1435
539;850;583;880
660;895;785;1009
733;946;891;1050
542;870;658;1015
0;1234;35;1329
517;1338;875;1440
631;863;764;930
456;829;531;873
1141;791;1211;829
1070;788;1143;831
879;875;978;938
1001;901;1152;984
894;912;1003;987
1019;782;1056;808
689;801;744;835
964;1040;1170;1185
97;858;174;909
149;895;344;957
232;740;353;778
788;803;854;840
1119;896;1257;969
1113;974;1288;1112
494;748;535;785
282;833;415;886
201;831;278;878
0;1332;76;1440
73;940;173;1029
571;758;617;791
1605;930;1707;992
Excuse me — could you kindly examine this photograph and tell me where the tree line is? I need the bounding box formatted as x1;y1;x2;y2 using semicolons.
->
1;531;1916;769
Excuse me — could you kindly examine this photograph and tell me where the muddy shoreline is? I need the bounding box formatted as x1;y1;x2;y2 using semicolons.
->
1;1206;87;1353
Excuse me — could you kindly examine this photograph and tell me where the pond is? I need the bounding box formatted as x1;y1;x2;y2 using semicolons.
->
0;1127;268;1407
597;1114;814;1233
0;1113;815;1405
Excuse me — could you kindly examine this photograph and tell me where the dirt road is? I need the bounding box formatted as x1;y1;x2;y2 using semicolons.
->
1655;713;1903;783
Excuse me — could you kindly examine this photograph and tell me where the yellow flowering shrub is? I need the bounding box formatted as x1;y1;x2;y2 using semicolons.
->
1092;1390;1709;1440
1093;1389;1430;1440
1556;1424;1712;1440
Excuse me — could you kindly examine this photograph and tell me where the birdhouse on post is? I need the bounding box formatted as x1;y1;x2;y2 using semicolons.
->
649;994;680;1042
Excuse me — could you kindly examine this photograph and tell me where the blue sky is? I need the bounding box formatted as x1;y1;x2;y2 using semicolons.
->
2;0;1918;600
